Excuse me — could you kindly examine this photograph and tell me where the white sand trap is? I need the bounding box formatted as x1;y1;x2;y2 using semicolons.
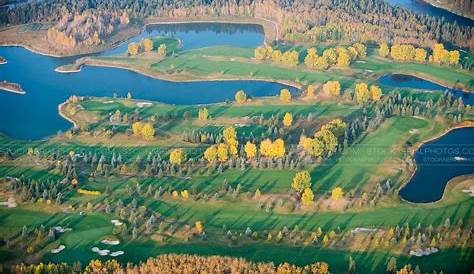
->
103;100;114;104
91;247;100;252
98;249;110;256
462;186;474;197
454;156;467;161
409;129;419;134
110;251;124;257
51;245;65;254
137;102;153;108
351;227;379;234
409;247;438;256
53;226;72;233
101;239;120;245
111;220;123;226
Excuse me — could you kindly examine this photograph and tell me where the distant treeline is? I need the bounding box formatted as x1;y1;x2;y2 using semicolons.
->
0;0;472;49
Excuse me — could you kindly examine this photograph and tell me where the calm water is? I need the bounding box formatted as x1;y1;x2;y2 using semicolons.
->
0;23;295;140
104;23;264;56
378;74;474;105
399;127;474;203
386;0;474;27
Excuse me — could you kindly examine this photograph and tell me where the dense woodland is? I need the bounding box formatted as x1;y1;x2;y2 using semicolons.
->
1;0;472;49
10;253;451;274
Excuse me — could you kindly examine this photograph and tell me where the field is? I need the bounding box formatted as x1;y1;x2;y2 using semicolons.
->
1;13;474;274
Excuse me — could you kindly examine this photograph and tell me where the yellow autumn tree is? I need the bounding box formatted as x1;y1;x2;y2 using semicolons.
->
198;108;209;121
291;170;311;193
157;44;167;57
169;149;185;165
322;80;341;96
141;123;155;140
283;112;293;127
254;46;267;60
301;188;314;206
127;42;139;55
414;48;427;63
235;90;247;104
244;141;257;159
378;42;390;57
272;138;286;158
195;221;204;234
336;48;351;67
217;143;229;162
259;138;273;158
331;187;344;200
370;85;382;101
306;85;315;97
449;50;460;66
355;82;370;104
279;89;291;103
132;122;143;137
432;43;445;63
204;145;218;163
142;38;153;52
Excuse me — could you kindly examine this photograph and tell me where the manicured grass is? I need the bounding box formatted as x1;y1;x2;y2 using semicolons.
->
310;116;445;193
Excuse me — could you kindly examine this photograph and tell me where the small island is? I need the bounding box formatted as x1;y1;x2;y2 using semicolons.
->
0;80;26;95
0;56;6;64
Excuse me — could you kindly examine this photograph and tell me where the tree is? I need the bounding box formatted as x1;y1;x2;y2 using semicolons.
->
279;89;291;103
336;48;351;67
414;48;427;62
304;48;318;69
306;85;315;97
353;43;367;60
322;81;341;96
370;85;382;101
157;44;167;57
292;171;311;193
301;188;314;205
348;256;356;273
432;43;445;63
128;42;139;55
449;50;460;66
272;139;285;158
315;129;338;155
195;221;204;234
379;42;390;57
217;143;229;162
355;83;369;104
198;108;209;121
235;90;247;104
315;56;329;70
204;145;217;163
254;46;267;60
142;38;153;52
169;149;185;165
141;123;155;140
283;112;293;127
132;122;143;137
244;141;257;159
331;187;344;200
386;257;397;273
260;139;273;158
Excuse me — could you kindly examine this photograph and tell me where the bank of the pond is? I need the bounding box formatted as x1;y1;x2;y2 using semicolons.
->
398;123;474;203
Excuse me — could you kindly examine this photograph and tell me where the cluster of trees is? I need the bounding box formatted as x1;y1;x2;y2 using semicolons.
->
304;43;366;71
13;254;330;273
298;119;347;158
322;80;341;96
379;42;460;66
203;127;239;163
354;83;382;104
47;10;129;48
254;45;299;67
128;39;167;57
8;176;67;205
2;0;472;49
132;122;155;140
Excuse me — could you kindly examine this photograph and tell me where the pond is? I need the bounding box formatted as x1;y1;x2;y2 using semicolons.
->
386;0;473;27
378;74;474;105
399;127;474;203
0;23;294;140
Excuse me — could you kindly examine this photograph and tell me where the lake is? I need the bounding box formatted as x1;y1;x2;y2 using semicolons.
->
386;0;473;27
0;23;294;140
378;74;474;105
399;127;474;203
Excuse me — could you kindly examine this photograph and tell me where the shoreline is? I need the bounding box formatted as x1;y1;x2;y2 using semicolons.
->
58;101;79;129
82;59;303;90
397;122;474;205
379;71;473;93
421;0;474;21
0;16;271;59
